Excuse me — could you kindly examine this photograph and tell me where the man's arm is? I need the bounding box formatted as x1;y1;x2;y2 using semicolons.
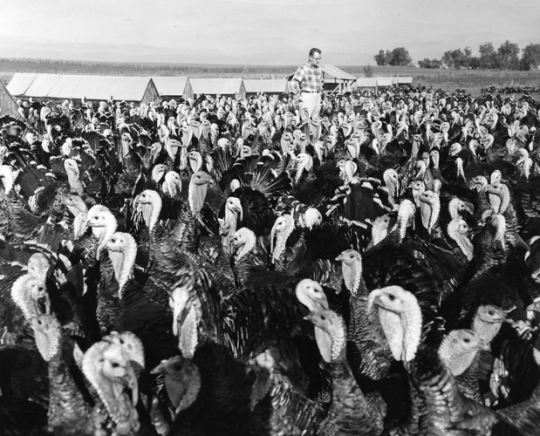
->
290;65;305;95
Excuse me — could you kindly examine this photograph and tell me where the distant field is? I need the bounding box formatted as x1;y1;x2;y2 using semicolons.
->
1;59;540;96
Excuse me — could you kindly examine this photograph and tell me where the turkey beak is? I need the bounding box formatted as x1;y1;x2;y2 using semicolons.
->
230;203;243;222
527;300;540;313
36;293;51;316
367;289;384;314
464;203;474;215
231;236;241;248
478;338;491;352
122;361;139;407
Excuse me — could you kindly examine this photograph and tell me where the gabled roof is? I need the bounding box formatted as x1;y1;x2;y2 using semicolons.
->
24;74;59;98
287;64;357;82
79;76;153;101
190;78;245;95
47;75;84;99
244;79;288;94
7;73;37;96
319;64;357;81
152;76;190;96
0;81;25;120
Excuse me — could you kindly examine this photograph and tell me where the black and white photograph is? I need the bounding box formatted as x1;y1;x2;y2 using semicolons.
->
0;0;540;434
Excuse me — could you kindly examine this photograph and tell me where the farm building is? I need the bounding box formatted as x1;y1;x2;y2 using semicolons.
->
7;73;160;105
6;73;38;97
244;79;289;96
287;64;357;94
375;77;394;88
355;77;378;90
396;77;413;86
152;76;194;101
0;81;24;120
190;78;246;99
355;77;413;91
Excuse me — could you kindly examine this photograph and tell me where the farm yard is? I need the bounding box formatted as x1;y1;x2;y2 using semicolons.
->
1;58;540;96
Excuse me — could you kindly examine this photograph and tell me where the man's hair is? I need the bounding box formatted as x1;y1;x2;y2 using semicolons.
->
309;48;321;57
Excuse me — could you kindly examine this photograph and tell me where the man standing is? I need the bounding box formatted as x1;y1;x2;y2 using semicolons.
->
291;48;323;126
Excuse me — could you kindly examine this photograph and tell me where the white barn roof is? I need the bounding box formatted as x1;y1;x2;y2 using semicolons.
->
7;73;38;96
24;74;59;98
244;79;288;94
190;78;246;97
9;74;158;102
79;76;153;101
47;75;84;99
320;64;357;81
152;76;190;96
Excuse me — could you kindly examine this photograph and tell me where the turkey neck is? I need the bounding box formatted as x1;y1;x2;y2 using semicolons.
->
48;336;92;427
224;206;239;237
342;261;362;296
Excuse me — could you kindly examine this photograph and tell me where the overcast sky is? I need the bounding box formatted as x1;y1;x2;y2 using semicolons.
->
0;0;539;66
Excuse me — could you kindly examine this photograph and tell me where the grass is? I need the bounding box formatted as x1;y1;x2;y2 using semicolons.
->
1;59;540;96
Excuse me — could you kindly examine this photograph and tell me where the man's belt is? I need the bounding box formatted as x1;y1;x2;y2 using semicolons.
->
301;90;320;93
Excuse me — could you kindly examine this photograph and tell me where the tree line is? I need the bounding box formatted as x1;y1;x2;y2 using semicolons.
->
374;42;540;70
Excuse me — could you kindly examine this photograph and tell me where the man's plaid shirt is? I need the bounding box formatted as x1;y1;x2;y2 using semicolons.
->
291;63;323;94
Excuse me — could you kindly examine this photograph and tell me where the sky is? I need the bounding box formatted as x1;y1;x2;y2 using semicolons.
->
0;0;539;66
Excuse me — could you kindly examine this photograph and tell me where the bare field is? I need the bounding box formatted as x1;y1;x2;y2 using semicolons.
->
1;60;540;96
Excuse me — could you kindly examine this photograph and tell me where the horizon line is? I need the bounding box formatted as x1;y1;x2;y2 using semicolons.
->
0;57;384;69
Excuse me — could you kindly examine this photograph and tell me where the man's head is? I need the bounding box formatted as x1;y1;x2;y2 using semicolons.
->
309;48;322;66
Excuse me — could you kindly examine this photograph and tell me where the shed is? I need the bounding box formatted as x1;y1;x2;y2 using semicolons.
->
0;81;25;120
7;73;38;97
244;79;288;96
152;76;194;101
287;64;357;94
190;78;246;99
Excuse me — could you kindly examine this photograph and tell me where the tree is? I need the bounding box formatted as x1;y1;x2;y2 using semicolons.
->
469;57;481;69
442;49;467;68
479;42;497;69
418;58;442;69
497;40;520;70
388;47;412;66
374;50;388;66
374;47;412;66
363;64;374;77
521;43;540;70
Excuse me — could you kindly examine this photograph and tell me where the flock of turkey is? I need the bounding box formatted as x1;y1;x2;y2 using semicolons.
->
1;86;540;435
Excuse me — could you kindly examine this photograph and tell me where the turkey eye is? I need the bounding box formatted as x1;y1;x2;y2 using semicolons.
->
488;311;494;315
464;338;470;343
388;295;395;301
111;362;119;368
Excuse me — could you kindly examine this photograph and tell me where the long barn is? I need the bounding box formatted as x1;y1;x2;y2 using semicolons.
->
7;73;160;105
